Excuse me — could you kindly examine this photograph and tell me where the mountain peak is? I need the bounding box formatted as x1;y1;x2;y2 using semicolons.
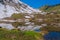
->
0;0;41;18
0;0;19;3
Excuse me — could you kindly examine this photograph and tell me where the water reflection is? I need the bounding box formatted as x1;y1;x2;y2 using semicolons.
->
18;25;42;31
0;23;14;30
0;22;42;31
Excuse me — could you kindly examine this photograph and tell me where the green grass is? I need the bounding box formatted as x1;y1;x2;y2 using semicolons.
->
11;13;25;19
40;4;60;12
0;28;43;40
24;31;42;37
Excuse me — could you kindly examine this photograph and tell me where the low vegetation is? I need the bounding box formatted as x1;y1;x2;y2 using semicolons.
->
0;28;43;40
40;4;60;12
11;13;25;19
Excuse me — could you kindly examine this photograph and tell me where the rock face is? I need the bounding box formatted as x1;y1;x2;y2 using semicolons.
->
0;0;41;18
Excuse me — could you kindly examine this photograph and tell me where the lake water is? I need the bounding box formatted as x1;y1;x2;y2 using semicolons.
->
0;23;14;30
44;32;60;40
0;23;42;31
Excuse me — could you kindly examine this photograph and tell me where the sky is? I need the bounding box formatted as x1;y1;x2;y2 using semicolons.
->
21;0;60;9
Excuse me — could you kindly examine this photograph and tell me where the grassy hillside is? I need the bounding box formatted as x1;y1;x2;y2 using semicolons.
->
40;4;60;13
39;4;60;32
0;28;43;40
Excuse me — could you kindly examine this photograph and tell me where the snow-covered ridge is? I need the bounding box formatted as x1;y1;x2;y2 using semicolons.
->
0;0;41;18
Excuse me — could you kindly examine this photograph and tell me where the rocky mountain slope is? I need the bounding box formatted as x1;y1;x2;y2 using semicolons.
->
0;0;41;18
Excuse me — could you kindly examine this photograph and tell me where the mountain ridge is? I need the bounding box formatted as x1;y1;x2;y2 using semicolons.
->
40;4;60;12
0;0;41;18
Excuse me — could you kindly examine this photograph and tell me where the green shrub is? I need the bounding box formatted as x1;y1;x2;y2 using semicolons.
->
11;13;24;19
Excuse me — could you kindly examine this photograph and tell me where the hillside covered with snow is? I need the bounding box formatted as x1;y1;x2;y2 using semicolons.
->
0;0;41;18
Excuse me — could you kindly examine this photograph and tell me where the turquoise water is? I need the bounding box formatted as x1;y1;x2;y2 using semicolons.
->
44;32;60;40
